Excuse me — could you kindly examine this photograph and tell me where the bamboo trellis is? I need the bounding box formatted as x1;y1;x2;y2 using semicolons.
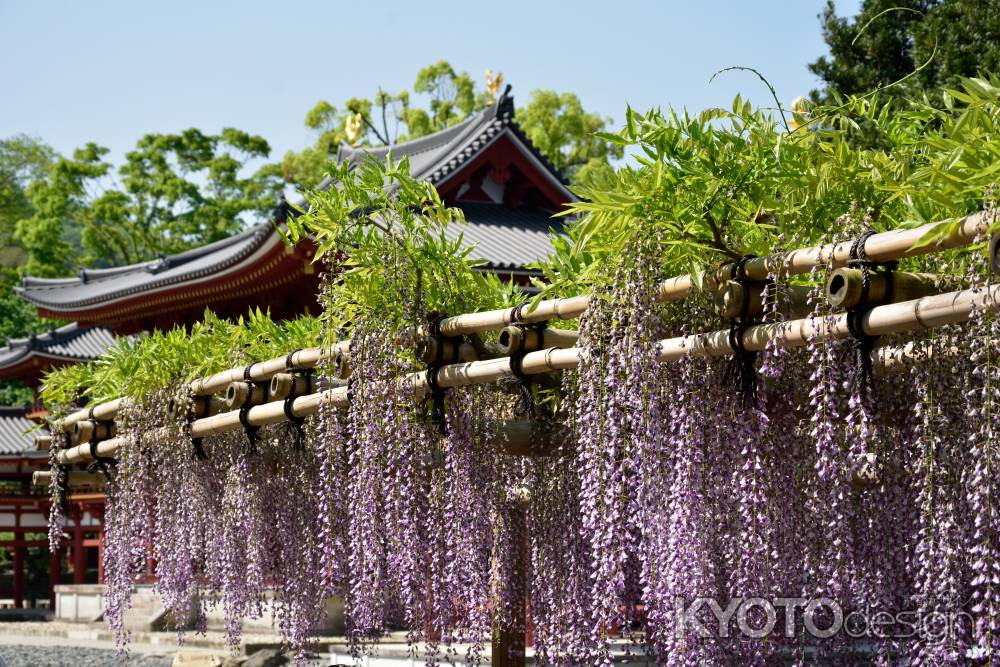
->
36;210;1000;667
51;279;1000;466
50;211;993;440
432;211;992;335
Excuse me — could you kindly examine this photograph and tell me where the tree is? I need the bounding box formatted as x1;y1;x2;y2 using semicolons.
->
0;135;56;268
515;90;623;184
0;135;55;404
281;61;620;191
16;129;283;275
809;0;1000;103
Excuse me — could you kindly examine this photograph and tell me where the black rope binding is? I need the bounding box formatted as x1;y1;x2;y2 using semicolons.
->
86;438;117;479
425;366;448;433
846;229;897;392
422;313;460;434
723;255;763;406
239;363;262;455
508;302;547;417
187;397;208;461
283;349;310;450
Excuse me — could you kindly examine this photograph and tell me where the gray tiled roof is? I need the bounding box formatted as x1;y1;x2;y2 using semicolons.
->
16;89;572;311
0;407;45;456
0;323;120;369
335;89;573;199
18;224;275;310
452;203;563;271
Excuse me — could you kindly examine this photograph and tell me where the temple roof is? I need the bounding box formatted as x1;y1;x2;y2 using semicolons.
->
0;323;119;370
334;87;573;206
0;407;44;456
444;203;562;272
17;225;275;312
15;89;571;326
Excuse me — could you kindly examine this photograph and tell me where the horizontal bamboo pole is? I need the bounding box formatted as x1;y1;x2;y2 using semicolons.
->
70;419;116;446
59;342;351;433
436;211;992;336
55;282;1000;465
825;269;948;310
188;343;347;396
61;399;124;432
35;435;52;451
497;326;579;356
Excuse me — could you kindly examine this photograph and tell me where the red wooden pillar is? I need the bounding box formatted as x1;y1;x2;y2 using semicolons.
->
72;528;86;585
49;548;62;608
13;546;25;609
97;539;104;584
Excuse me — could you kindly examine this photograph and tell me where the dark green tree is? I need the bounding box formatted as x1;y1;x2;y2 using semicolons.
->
809;0;1000;102
0;135;56;268
0;136;55;404
810;0;930;102
16;129;283;276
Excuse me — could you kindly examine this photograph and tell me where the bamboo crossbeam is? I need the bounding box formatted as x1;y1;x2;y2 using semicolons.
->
32;470;104;489
61;399;124;432
69;419;116;446
436;212;991;336
56;283;1000;466
189;344;345;396
825;269;948;309
35;435;52;451
59;343;350;433
497;326;579;355
720;282;813;319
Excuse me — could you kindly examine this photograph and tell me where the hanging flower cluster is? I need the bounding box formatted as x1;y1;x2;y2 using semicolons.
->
44;139;1000;666
98;385;341;660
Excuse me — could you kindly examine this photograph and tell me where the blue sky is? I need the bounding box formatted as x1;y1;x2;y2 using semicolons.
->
1;1;862;166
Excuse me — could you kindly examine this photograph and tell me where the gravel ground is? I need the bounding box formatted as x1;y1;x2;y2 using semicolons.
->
0;644;174;667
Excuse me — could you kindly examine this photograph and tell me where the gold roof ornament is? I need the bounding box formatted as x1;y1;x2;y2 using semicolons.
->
485;69;504;101
345;112;363;146
789;96;810;130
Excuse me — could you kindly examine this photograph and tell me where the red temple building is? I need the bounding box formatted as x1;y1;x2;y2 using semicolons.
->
0;89;573;612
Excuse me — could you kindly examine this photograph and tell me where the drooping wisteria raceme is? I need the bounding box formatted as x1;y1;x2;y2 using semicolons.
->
42;99;1000;667
98;385;341;660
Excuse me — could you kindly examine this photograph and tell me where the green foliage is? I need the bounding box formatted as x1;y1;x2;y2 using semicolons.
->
281;61;491;191
515;90;624;184
535;76;1000;298
41;156;520;408
810;0;1000;103
40;309;322;408
286;155;518;340
280;61;619;192
0;135;55;266
16;129;282;275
